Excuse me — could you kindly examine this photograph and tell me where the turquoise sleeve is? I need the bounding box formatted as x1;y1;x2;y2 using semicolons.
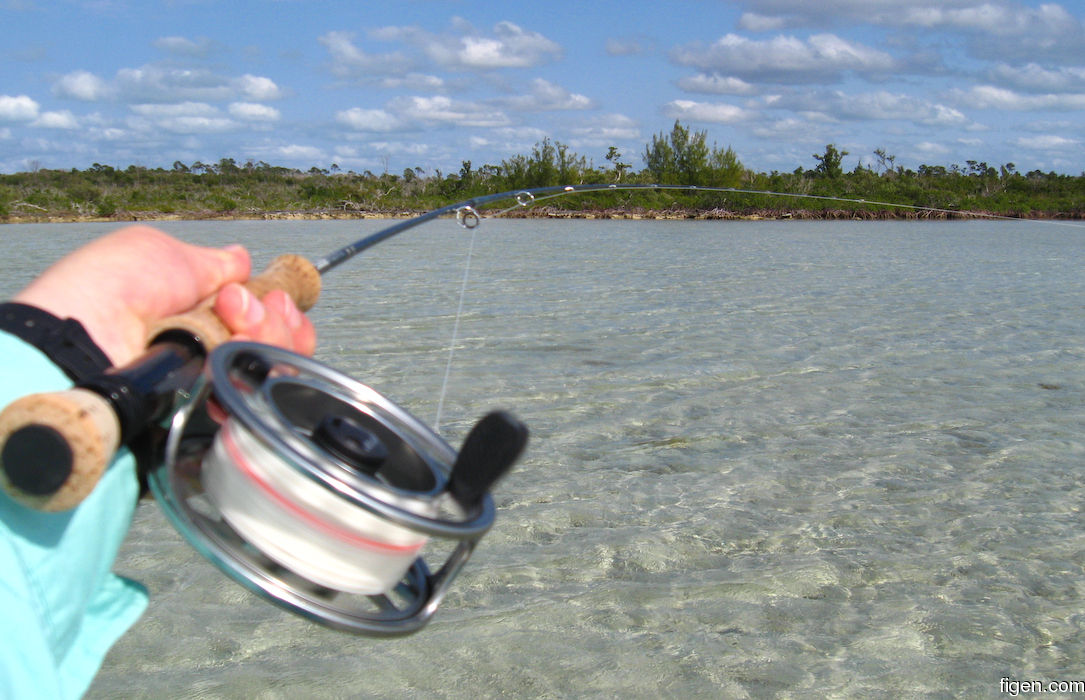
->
0;332;148;700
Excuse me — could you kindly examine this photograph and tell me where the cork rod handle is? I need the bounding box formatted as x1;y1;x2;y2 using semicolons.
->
148;254;322;347
0;254;322;512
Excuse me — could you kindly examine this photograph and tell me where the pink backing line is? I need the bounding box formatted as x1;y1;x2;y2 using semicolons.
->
221;427;425;554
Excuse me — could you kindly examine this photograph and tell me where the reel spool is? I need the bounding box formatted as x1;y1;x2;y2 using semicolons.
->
150;341;526;637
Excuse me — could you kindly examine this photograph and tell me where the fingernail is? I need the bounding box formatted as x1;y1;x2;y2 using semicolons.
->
283;297;303;330
239;286;265;326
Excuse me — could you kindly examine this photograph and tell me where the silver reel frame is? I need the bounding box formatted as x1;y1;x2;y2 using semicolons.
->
147;341;495;636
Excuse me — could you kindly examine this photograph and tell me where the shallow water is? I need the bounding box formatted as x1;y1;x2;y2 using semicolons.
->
3;217;1084;698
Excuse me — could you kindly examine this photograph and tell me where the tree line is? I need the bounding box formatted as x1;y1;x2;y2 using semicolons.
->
2;121;1082;221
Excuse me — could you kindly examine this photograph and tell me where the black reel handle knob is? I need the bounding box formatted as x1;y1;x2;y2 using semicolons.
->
448;411;529;509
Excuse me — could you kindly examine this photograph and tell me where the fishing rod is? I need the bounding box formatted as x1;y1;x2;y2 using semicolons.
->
0;184;722;508
0;190;549;635
0;187;554;513
0;181;1073;635
1;179;1073;511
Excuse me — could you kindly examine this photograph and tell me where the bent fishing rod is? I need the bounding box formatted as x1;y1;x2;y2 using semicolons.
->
0;185;564;512
1;180;1075;512
0;182;685;511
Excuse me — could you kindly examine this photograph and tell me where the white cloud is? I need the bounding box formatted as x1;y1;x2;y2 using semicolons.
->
88;126;127;141
380;73;445;90
130;102;218;118
665;99;754;123
53;70;110;101
605;38;644;57
678;74;759;95
128;102;237;133
763;89;971;129
479;126;550;151
737;0;1077;36
116;66;223;102
952;85;1085;111
154;36;217;58
460;126;550;157
365;140;432;157
32;110;79;129
837;91;968;125
452;21;562;68
898;2;1075;37
375;19;562;71
0;94;39;121
671;33;896;83
318;30;412;78
989;63;1085;94
228;102;280;121
234;75;282;101
737;12;788;32
751;117;810;140
97;65;284;104
924;104;969;127
736;0;1085;61
1013;134;1080;150
155;116;237;134
50;66;281;107
914;141;950;156
569;114;641;144
52;66;281;109
336;107;402;131
389;95;510;127
502;78;593;111
273;144;326;162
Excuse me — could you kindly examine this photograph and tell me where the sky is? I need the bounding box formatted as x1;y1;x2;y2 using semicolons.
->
2;0;1084;176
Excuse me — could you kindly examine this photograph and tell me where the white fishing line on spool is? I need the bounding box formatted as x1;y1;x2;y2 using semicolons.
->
202;417;434;594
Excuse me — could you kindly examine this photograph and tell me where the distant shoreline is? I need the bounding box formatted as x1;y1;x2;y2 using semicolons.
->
4;204;1078;225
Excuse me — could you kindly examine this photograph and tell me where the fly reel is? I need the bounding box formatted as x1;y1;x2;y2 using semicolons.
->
148;341;528;637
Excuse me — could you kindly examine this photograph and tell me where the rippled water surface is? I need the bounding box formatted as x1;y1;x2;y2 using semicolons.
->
3;218;1084;698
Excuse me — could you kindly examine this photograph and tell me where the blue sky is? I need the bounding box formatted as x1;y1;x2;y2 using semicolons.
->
2;0;1084;176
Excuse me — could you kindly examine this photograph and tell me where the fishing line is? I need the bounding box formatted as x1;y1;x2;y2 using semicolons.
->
470;184;1085;229
415;182;1081;429
434;206;481;432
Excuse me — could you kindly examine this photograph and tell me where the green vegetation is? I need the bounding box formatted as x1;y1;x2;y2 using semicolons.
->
2;122;1082;222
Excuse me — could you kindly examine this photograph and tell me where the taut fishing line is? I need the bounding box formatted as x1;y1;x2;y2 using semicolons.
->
423;183;1082;434
434;207;481;432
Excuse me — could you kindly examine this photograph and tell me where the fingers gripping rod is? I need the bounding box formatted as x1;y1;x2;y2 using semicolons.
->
0;254;321;511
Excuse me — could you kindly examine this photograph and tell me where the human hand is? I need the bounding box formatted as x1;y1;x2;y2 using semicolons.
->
13;225;316;367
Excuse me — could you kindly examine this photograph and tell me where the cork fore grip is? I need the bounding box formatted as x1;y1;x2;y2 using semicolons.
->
0;389;120;512
147;254;321;348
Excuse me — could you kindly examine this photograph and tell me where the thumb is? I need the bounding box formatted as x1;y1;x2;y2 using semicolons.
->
184;243;252;304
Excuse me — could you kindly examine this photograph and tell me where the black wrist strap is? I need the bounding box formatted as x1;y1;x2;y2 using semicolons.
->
0;302;113;381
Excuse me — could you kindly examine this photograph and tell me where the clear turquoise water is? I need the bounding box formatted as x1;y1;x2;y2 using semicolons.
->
3;217;1084;698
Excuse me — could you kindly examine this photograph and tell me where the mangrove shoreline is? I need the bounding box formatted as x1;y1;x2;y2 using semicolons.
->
4;127;1083;224
3;203;1077;226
